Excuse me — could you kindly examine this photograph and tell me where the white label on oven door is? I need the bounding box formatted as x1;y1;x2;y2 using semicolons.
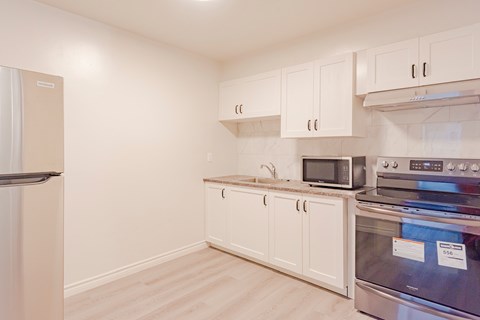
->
392;237;425;262
437;241;467;270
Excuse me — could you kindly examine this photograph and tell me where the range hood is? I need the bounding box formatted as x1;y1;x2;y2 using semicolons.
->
363;79;480;111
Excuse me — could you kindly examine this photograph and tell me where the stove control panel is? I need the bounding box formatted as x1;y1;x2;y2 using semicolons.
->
410;160;443;172
377;157;480;177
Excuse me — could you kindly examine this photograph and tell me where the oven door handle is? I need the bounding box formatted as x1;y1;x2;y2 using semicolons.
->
356;204;480;228
356;281;477;320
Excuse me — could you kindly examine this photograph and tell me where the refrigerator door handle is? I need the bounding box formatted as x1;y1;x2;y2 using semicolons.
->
0;174;52;187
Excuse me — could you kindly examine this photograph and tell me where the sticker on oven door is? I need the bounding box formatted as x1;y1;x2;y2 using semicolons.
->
392;237;425;262
437;241;467;270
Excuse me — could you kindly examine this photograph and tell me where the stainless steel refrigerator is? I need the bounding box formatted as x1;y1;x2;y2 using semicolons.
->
0;66;63;320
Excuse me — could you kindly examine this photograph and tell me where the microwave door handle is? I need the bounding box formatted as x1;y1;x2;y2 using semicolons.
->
356;204;480;229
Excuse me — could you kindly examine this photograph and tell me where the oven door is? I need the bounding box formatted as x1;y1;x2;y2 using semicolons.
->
355;204;480;318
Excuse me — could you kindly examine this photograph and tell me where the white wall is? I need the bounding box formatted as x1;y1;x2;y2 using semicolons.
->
222;0;480;80
222;0;480;185
0;0;237;287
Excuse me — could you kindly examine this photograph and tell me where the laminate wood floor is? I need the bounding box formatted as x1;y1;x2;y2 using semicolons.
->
65;248;373;320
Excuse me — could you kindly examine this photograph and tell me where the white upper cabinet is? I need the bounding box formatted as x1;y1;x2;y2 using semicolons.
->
281;62;315;138
281;53;365;138
218;82;243;120
420;24;480;85
219;70;281;121
367;38;419;92
367;24;480;92
315;54;363;137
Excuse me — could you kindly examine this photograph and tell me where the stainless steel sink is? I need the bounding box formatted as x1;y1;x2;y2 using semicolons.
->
239;177;284;184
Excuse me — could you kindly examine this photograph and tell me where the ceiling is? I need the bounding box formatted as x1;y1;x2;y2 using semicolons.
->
35;0;416;62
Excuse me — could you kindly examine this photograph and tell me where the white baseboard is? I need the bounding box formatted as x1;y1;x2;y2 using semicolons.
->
64;241;208;298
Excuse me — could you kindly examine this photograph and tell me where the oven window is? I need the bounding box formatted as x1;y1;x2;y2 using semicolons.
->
303;160;337;183
356;216;480;317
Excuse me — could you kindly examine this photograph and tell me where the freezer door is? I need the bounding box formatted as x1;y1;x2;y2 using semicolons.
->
0;66;63;174
0;176;63;320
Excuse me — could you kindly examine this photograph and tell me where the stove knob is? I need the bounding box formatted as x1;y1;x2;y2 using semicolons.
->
446;162;456;172
381;161;389;168
458;163;468;172
471;163;480;172
390;161;398;169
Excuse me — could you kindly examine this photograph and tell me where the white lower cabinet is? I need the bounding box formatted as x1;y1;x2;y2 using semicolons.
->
205;183;228;247
228;186;269;262
303;195;346;289
269;191;346;290
269;192;303;274
205;184;347;293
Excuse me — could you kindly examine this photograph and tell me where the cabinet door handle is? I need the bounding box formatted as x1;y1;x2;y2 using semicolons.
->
221;188;225;199
423;62;427;77
296;199;300;212
307;120;311;131
239;104;243;114
314;119;318;131
235;105;239;114
303;200;307;213
263;195;267;207
411;64;416;79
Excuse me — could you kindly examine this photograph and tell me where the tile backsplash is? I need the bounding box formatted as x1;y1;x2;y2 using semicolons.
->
237;104;480;186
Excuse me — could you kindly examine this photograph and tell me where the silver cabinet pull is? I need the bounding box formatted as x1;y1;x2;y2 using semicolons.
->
239;104;243;114
307;120;311;131
303;200;307;213
235;105;239;114
221;188;225;199
411;64;416;79
296;199;300;212
314;119;318;131
423;62;427;77
263;195;267;206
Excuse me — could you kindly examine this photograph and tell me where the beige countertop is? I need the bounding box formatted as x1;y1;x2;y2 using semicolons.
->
204;175;374;199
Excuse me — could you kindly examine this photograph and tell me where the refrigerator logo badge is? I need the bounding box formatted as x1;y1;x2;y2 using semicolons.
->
36;81;55;89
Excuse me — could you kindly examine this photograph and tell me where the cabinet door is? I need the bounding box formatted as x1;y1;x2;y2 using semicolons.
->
367;38;419;92
205;184;228;247
314;53;354;137
303;195;346;289
281;62;314;138
420;24;480;86
242;70;281;118
228;187;269;262
219;82;243;121
269;192;302;274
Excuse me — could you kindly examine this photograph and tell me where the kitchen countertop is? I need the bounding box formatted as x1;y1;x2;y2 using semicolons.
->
204;175;374;199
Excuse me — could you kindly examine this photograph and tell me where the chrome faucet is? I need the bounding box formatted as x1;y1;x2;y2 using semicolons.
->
260;162;277;179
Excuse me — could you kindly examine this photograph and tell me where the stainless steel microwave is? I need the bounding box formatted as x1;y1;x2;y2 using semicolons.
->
302;156;366;189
